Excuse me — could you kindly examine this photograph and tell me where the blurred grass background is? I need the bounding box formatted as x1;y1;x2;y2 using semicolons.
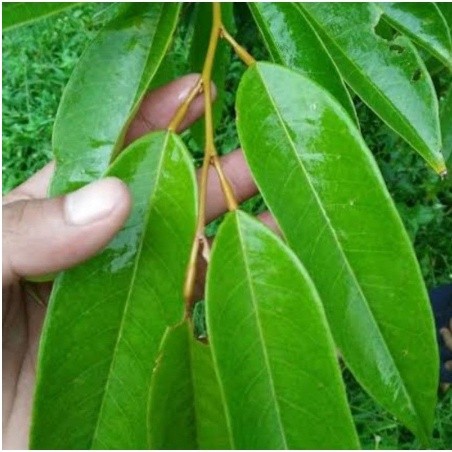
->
2;3;451;448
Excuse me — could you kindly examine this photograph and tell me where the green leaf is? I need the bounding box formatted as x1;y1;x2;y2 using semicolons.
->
437;3;452;32
30;131;197;449
248;2;357;124
236;62;439;443
147;53;178;92
148;322;232;449
189;2;234;147
2;2;80;31
378;3;452;71
50;3;181;196
300;2;445;174
206;211;359;449
441;85;452;166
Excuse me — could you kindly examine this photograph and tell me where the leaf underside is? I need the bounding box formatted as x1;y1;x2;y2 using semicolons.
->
236;61;438;443
299;2;445;174
49;3;181;196
206;211;360;449
30;131;197;449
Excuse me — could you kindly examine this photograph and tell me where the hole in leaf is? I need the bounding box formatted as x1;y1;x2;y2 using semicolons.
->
411;69;422;82
389;44;405;54
192;299;208;342
373;14;397;42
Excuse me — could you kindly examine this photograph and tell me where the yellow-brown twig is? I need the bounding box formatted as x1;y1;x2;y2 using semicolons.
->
220;27;256;66
183;237;200;304
211;154;237;211
168;78;203;132
166;3;260;312
182;3;242;311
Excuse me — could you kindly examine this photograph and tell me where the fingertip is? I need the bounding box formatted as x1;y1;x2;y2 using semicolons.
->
176;75;217;132
64;177;131;226
174;73;217;101
258;211;280;235
102;177;132;208
101;177;132;225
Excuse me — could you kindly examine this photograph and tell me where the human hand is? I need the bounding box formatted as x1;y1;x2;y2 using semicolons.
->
2;74;276;449
439;319;452;392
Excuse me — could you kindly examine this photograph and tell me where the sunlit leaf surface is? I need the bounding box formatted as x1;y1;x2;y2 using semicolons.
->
206;211;359;449
50;3;181;195
237;62;439;443
31;131;197;449
300;2;445;174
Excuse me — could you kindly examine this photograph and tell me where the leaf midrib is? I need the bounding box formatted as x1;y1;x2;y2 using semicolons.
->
90;132;171;448
3;3;80;31
186;327;234;450
254;64;420;428
235;214;289;449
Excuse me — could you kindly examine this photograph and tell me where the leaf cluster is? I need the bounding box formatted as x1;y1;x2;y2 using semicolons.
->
3;2;452;449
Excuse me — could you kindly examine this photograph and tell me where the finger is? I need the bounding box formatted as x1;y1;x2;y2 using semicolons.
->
258;210;280;235
5;75;214;202
203;149;258;223
2;178;131;286
3;162;55;205
440;327;452;351
125;74;215;145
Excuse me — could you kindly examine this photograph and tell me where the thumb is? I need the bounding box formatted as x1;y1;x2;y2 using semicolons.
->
2;178;131;286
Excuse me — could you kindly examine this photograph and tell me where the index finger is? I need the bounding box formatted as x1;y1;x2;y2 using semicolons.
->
4;74;212;202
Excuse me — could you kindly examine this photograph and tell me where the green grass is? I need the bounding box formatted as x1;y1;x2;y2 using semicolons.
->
2;3;115;192
2;3;452;449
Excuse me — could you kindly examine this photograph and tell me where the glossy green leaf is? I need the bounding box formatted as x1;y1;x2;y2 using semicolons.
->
249;2;357;124
236;62;438;443
148;322;231;449
50;3;181;196
206;211;359;449
189;2;234;147
2;2;79;31
147;53;178;92
30;131;197;449
378;3;452;71
441;85;452;165
300;2;445;174
437;3;452;33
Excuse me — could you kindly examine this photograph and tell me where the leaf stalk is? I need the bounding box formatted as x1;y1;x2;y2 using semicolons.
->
220;27;256;66
183;2;241;310
168;78;203;132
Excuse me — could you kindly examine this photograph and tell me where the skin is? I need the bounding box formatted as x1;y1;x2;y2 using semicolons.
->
2;75;451;448
439;319;452;392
